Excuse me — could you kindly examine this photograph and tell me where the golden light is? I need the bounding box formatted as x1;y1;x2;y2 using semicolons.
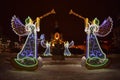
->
54;32;60;40
52;43;55;47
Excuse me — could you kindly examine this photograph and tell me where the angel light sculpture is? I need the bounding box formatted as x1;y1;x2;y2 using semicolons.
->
64;41;74;56
69;10;113;68
40;32;74;57
40;34;52;56
11;9;55;70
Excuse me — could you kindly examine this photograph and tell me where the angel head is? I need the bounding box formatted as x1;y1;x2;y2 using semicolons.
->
25;17;35;32
25;16;40;32
90;18;100;33
85;18;99;33
64;41;69;47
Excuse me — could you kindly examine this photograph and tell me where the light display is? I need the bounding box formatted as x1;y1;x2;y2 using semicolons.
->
85;17;113;68
64;41;74;56
11;9;55;70
40;34;52;56
40;32;74;57
11;16;39;70
51;32;74;56
69;10;113;68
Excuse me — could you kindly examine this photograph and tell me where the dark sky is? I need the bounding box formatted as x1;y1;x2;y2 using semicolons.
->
0;0;119;44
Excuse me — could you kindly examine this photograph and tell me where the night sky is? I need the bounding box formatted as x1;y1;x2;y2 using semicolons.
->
0;0;119;44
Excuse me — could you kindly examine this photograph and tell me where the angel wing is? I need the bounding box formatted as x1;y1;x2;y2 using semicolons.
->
40;34;45;40
40;40;47;48
11;15;29;36
40;34;47;48
95;17;113;37
69;40;74;48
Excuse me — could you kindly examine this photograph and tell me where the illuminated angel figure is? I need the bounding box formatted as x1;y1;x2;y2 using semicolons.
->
40;34;52;56
11;9;55;70
11;16;40;70
85;17;113;68
64;41;74;56
69;10;113;68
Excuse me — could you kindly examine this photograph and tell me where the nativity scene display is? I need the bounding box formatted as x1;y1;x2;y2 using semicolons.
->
40;29;74;60
10;9;113;70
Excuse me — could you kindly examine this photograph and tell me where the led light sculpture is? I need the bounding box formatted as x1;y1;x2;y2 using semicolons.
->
11;9;55;70
40;34;52;56
69;10;113;68
11;16;39;70
64;41;74;56
40;32;74;57
52;32;74;56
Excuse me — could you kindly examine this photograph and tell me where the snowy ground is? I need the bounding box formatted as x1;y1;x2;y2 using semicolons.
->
0;53;120;80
